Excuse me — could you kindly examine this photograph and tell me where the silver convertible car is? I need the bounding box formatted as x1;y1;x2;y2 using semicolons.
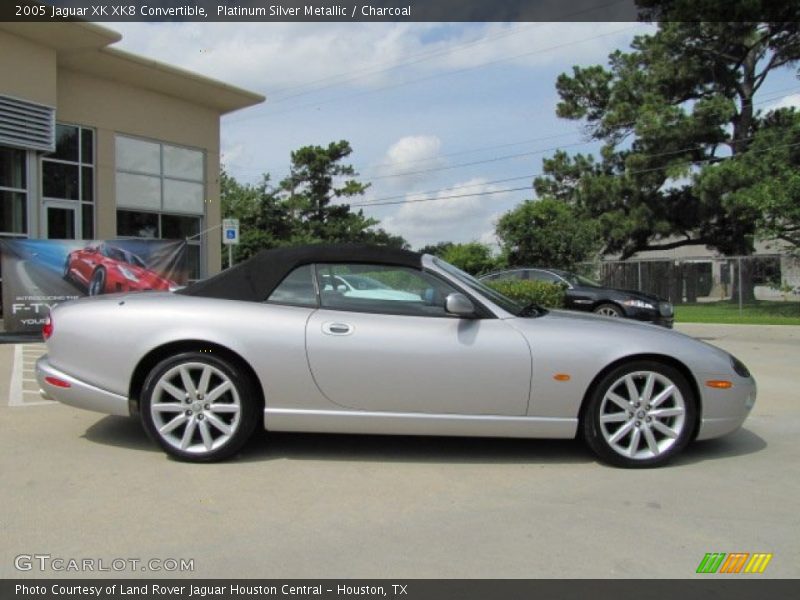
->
36;244;756;467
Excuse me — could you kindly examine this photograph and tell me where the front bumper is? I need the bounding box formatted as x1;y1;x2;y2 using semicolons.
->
36;355;130;417
695;374;757;440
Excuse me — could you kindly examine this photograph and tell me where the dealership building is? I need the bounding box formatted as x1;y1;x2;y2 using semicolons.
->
0;22;264;280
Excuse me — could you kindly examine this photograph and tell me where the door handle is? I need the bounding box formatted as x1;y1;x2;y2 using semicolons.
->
322;322;353;336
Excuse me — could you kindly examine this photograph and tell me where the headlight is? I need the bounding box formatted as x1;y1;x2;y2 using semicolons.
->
117;265;140;282
731;354;751;378
622;298;655;310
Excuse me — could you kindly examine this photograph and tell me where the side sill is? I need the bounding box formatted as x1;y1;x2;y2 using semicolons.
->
264;408;577;439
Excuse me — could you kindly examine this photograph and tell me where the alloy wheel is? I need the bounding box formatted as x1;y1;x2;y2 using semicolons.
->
598;370;686;460
149;362;242;455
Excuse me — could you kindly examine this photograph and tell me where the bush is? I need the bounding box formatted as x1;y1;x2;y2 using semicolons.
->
485;279;565;309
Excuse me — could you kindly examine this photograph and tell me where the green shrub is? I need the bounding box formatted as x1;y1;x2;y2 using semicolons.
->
485;279;565;309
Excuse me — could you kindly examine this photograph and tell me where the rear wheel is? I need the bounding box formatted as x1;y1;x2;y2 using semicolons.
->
582;360;697;468
140;352;260;462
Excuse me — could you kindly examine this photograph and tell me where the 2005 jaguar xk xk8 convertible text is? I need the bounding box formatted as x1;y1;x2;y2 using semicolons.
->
37;244;755;467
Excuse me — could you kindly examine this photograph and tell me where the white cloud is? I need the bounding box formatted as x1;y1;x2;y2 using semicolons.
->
107;22;650;98
374;135;444;183
379;178;525;248
763;93;800;113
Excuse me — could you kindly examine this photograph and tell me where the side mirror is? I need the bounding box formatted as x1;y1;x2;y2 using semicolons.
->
445;293;476;318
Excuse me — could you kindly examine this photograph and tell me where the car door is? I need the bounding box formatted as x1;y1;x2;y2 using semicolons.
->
305;263;532;416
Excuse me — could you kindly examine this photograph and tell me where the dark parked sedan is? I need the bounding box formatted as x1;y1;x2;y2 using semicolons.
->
481;268;674;328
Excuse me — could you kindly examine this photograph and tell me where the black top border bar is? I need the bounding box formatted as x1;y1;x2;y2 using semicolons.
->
3;0;798;23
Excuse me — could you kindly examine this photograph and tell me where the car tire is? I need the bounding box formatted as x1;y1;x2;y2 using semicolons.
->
140;351;260;462
88;268;106;296
582;360;697;468
593;303;623;317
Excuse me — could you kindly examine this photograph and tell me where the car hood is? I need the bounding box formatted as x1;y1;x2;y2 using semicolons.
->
508;309;732;371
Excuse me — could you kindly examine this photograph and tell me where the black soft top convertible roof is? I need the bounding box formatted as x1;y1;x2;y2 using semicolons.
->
178;243;422;302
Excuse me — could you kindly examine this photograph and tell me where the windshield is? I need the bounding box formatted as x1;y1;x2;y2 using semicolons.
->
431;257;527;316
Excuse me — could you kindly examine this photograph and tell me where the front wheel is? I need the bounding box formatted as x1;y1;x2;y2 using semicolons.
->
140;352;260;462
593;303;623;317
88;268;106;296
582;361;697;468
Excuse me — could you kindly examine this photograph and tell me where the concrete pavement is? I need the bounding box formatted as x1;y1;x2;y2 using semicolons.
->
0;324;797;579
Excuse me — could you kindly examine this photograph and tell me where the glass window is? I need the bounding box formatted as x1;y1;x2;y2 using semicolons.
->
267;265;317;307
117;210;159;238
43;162;79;200
163;145;203;181
116;172;161;210
163;179;203;213
0;190;26;234
81;204;93;241
81;129;94;164
162;214;200;239
316;264;459;317
0;147;26;189
50;124;79;162
116;136;160;174
526;269;561;284
186;244;201;281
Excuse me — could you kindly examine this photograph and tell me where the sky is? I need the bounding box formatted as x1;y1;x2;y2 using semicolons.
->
108;21;800;250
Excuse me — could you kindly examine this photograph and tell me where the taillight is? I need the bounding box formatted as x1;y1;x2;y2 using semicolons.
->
42;315;53;340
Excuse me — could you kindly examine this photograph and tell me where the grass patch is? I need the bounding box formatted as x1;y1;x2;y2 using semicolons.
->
675;300;800;325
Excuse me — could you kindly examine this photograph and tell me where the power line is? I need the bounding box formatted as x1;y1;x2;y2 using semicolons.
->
352;139;800;209
226;25;641;123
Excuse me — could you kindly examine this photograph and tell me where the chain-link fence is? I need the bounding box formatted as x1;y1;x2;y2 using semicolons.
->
579;254;800;310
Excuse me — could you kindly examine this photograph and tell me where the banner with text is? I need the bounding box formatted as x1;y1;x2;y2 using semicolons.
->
0;239;187;334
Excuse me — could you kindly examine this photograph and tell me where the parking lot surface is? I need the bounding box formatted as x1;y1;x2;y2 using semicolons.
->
0;323;797;579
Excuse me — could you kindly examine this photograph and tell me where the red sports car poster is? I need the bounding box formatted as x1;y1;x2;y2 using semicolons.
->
0;239;187;334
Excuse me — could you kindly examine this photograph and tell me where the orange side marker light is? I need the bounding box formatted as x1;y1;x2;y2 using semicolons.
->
553;373;571;382
705;380;733;389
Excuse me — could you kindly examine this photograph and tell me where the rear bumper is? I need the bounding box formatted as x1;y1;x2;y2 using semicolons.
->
36;355;130;417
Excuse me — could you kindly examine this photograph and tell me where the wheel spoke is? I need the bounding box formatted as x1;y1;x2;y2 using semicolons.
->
205;412;232;435
179;367;197;397
180;417;197;450
642;424;659;455
641;373;655;403
206;380;232;403
608;420;635;445
152;403;184;413
627;427;642;457
652;420;678;439
601;412;628;423
159;413;187;435
651;407;684;418
209;403;240;414
624;376;640;404
197;367;212;396
607;392;632;411
650;384;676;407
160;381;185;402
199;420;213;451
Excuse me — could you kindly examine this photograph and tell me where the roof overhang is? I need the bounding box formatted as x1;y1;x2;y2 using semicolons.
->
0;22;265;114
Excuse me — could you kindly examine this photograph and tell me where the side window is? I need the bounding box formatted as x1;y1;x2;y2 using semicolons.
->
266;264;317;307
489;270;526;282
315;264;459;317
527;270;560;284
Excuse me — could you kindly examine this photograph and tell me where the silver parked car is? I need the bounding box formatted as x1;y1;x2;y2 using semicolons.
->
36;244;756;467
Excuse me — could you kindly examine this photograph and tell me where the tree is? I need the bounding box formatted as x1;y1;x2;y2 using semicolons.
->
440;242;499;275
220;141;407;267
279;140;405;247
417;241;454;257
537;4;800;300
496;198;600;270
696;108;800;253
